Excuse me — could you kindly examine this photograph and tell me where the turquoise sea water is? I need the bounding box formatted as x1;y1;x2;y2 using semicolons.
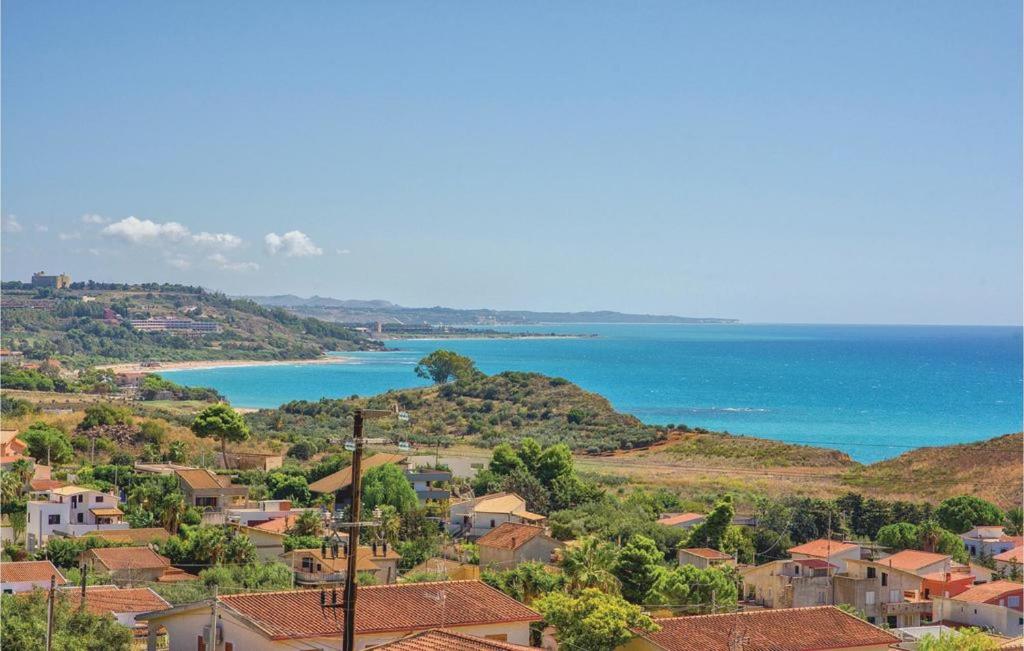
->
163;324;1023;463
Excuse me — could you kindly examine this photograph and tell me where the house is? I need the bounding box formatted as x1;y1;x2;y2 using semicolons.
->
366;629;533;649
655;512;705;530
175;468;248;510
219;451;284;472
225;499;319;527
79;547;186;587
933;580;1024;637
995;546;1024;576
972;562;998;584
309;453;408;505
281;544;401;586
920;570;976;600
404;465;453;502
80;527;172;547
449;493;545;538
618;605;900;650
60;586;171;638
1;560;66;594
836;550;956;628
135;580;542;651
231;521;290;562
404;558;481;581
476;522;563;568
787;539;862;573
961;527;1023;559
741;559;836;608
678;547;735;570
0;429;31;466
26;485;128;550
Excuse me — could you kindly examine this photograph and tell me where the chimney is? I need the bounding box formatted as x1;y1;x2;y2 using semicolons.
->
945;572;951;582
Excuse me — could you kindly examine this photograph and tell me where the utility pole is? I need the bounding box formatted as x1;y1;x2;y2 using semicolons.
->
45;575;55;651
208;585;219;650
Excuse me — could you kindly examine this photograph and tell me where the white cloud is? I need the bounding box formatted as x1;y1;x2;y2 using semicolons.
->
337;248;351;255
35;225;50;232
193;231;243;250
167;256;191;270
208;253;259;272
81;213;110;225
102;216;190;243
58;231;82;241
1;215;24;233
264;230;323;257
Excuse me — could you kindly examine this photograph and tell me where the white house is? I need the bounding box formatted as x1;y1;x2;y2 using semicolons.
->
0;560;66;594
26;485;128;550
960;526;1023;559
933;580;1024;637
135;580;541;651
224;499;319;527
448;493;545;538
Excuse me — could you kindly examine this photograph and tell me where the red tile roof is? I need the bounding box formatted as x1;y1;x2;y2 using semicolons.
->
0;561;67;585
175;468;235;490
875;550;950;572
251;516;297;534
29;479;66;491
85;547;171;571
657;512;704;527
476;523;547;550
948;580;1024;604
787;539;859;558
792;559;836;570
639;606;900;650
156;567;199;583
680;547;733;560
995;547;1024;565
61;587;170;616
366;629;533;650
215;581;541;640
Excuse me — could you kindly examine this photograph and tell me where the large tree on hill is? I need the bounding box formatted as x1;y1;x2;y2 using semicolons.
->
190;403;250;469
935;496;1005;534
414;350;479;384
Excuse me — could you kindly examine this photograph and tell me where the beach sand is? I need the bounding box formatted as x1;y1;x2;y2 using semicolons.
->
96;355;355;374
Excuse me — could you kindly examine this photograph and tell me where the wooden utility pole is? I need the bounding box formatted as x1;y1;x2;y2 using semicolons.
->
342;410;366;651
45;575;56;651
208;585;219;650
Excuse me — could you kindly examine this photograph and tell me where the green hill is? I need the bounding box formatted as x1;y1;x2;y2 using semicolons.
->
0;282;381;367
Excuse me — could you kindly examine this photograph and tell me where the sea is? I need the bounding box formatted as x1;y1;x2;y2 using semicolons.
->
162;324;1023;463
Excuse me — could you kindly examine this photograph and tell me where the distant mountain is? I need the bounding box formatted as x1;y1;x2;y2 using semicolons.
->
241;295;737;326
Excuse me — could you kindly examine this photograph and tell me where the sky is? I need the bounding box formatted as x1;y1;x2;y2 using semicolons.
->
1;2;1021;324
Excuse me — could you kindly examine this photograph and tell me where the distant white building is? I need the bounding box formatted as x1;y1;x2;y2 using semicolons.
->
960;526;1023;559
448;492;545;538
26;485;128;551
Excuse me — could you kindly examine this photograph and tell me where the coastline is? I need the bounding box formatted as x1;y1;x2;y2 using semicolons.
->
96;355;356;374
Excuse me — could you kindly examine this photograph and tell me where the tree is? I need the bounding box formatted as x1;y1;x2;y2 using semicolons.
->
719;526;755;564
534;588;659;651
483;561;565;603
190;403;250;469
488;443;526;476
517;437;542;472
560;536;621;594
935;496;1004;534
362;463;418;515
1004;507;1023;536
20;422;74;465
1;590;133;650
685;495;734;550
917;627;999;651
265;472;311;504
288;509;324;537
876;523;920;550
414;350;479;384
875;521;969;564
645;564;738;612
535;444;574;487
614;535;663;604
500;467;550;515
79;403;133;430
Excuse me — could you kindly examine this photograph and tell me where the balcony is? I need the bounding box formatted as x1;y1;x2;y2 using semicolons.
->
294;570;345;585
882;600;933;616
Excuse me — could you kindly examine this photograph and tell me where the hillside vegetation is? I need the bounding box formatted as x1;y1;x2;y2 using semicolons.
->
841;432;1023;509
0;282;380;367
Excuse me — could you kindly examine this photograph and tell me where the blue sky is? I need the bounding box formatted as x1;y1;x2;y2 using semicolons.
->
2;2;1021;324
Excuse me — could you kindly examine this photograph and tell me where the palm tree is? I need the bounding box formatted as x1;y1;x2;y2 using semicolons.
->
560;536;621;594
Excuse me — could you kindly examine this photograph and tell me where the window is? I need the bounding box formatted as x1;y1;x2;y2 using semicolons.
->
302;558;312;571
923;588;930;599
1009;596;1021;608
47;514;61;525
197;636;205;651
889;590;900;603
3;589;12;595
77;513;84;524
867;616;876;624
887;616;898;628
817;591;825;605
865;591;875;605
95;496;104;503
195;497;218;508
867;567;876;579
490;519;496;528
881;572;888;587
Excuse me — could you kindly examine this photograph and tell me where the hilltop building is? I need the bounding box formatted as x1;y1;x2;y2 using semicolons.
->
31;271;71;289
128;316;221;334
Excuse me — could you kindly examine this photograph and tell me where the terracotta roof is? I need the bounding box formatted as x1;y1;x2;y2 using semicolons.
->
61;587;170;616
252;516;297;534
995;547;1024;565
638;606;900;651
476;523;548;550
657;512;705;527
29;479;67;491
516;511;545;522
0;561;67;585
787;539;859;558
793;559;836;570
156;567;198;583
921;571;975;583
876;550;950;572
308;454;407;494
948;580;1024;604
175;468;233;490
49;485;97;496
1000;636;1024;649
681;547;733;560
367;629;533;650
209;581;540;640
81;527;172;545
90;507;124;517
0;430;20;446
85;547;171;571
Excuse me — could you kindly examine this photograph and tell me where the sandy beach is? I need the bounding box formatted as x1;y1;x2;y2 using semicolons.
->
96;355;356;374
